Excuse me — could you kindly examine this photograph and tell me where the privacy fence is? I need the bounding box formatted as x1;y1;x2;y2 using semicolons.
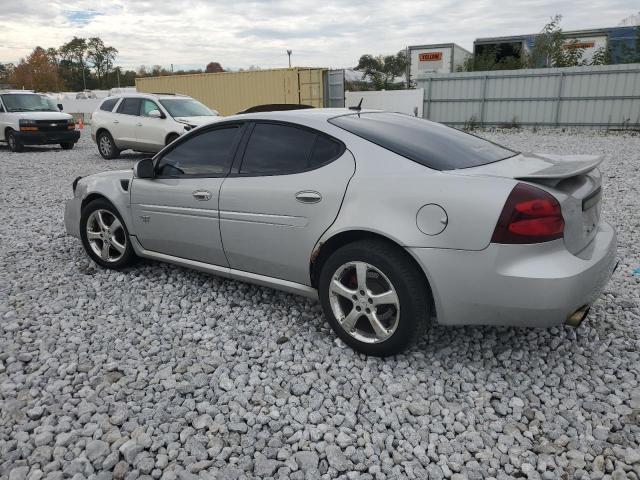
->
416;63;640;128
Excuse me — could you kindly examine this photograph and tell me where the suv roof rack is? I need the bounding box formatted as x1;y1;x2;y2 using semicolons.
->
150;92;188;97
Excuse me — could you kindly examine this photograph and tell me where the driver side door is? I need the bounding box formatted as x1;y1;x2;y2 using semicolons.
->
130;123;245;266
137;99;168;153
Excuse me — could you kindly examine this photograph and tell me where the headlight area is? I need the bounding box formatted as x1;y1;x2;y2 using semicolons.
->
19;119;38;132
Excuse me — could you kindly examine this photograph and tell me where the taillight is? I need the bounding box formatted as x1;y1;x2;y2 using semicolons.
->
491;183;564;244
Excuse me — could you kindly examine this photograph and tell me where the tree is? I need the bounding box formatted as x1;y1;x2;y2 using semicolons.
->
205;62;224;73
87;37;118;88
11;47;62;91
58;37;89;90
528;15;586;68
0;63;15;85
355;50;407;90
461;46;525;71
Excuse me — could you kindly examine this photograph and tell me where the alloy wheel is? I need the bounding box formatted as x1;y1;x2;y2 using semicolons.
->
328;261;400;344
99;135;112;156
86;209;127;263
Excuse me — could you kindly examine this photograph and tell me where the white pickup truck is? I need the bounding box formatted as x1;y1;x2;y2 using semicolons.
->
0;90;80;152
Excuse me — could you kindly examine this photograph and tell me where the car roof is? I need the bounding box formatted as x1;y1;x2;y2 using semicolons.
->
223;107;380;123
103;92;192;100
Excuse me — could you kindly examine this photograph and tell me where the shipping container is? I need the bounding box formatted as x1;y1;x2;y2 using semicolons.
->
135;68;326;116
407;43;472;83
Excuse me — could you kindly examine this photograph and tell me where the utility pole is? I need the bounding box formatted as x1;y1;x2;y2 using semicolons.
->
287;50;292;68
117;67;121;88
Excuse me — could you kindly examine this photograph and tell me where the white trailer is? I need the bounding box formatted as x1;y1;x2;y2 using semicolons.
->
407;43;472;83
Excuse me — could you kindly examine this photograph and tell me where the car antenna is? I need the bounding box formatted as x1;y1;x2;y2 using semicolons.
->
349;97;363;112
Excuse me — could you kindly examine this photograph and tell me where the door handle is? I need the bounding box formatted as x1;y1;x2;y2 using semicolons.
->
136;122;143;126
192;190;212;201
295;190;322;204
113;120;119;124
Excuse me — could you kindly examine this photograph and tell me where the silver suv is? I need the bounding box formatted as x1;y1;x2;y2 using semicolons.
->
91;93;220;159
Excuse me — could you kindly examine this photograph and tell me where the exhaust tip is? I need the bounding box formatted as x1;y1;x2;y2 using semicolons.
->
566;305;590;328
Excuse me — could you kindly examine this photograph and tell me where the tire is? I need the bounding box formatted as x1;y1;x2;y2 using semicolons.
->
318;239;430;356
6;129;24;152
97;131;120;159
60;142;75;150
80;199;137;270
166;133;180;146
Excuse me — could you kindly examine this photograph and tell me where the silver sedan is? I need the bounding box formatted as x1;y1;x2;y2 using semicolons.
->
65;109;617;356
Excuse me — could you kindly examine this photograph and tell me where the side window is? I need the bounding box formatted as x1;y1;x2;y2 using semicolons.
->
241;123;342;175
117;98;141;116
141;99;160;117
100;98;118;112
156;126;241;177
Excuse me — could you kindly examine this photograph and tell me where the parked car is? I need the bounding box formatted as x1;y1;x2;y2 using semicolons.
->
91;93;220;159
65;109;617;356
0;90;80;152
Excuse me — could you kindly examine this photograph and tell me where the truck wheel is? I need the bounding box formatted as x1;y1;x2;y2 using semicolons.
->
97;131;120;159
60;142;75;150
7;130;24;152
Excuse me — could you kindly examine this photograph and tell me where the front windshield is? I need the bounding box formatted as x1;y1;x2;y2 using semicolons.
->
1;94;59;112
159;98;215;117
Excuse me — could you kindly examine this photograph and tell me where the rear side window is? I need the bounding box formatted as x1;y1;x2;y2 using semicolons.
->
117;98;141;116
329;112;517;170
100;98;118;112
240;123;344;175
156;126;241;176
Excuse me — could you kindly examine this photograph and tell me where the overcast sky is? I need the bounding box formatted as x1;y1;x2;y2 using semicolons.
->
1;1;636;70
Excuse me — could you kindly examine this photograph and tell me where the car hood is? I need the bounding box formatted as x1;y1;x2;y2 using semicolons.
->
174;116;222;126
450;152;603;184
10;111;73;121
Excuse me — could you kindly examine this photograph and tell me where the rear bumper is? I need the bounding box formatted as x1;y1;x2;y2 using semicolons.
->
410;221;617;327
64;197;82;238
15;130;80;145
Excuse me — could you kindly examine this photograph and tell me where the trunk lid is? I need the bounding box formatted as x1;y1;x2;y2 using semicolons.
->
452;152;604;255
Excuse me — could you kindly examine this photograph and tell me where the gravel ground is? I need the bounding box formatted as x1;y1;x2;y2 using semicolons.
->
1;129;639;480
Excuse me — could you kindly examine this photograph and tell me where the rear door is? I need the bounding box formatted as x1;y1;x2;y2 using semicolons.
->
131;123;245;265
137;98;167;152
112;98;142;149
219;121;355;285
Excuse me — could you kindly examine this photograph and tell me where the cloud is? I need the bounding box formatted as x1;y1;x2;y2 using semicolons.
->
0;0;636;69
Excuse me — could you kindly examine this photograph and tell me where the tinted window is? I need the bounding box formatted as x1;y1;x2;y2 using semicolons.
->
329;113;517;170
100;98;118;112
117;98;141;116
159;99;214;117
156;126;240;176
241;123;342;175
141;99;160;117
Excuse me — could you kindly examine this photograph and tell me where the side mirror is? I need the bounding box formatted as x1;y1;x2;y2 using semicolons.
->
57;104;64;111
148;109;163;119
134;158;155;179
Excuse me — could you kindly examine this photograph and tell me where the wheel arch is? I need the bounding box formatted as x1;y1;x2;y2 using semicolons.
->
310;229;437;319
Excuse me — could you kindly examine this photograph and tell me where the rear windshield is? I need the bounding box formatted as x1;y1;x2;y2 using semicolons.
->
329;112;517;170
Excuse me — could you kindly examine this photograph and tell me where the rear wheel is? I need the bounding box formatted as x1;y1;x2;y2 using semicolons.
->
80;199;137;269
60;142;75;150
6;129;24;152
318;239;430;356
97;131;120;159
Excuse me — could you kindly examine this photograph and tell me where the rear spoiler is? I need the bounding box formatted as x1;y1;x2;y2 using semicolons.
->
514;154;604;181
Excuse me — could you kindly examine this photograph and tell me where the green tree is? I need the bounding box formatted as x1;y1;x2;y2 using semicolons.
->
58;37;89;90
528;15;586;68
461;46;525;71
355;50;408;90
87;37;118;88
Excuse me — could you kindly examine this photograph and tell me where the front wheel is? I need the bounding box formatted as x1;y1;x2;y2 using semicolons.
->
80;199;137;269
60;142;75;150
318;239;430;357
6;130;24;152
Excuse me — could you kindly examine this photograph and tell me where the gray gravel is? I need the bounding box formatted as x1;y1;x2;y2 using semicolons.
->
1;129;639;480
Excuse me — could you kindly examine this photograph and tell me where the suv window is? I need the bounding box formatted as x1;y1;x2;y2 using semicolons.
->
156;126;241;177
100;98;118;112
141;99;161;117
240;123;343;175
117;98;141;116
329;112;517;170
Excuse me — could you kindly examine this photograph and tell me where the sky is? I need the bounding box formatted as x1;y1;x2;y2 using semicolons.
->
1;1;637;71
